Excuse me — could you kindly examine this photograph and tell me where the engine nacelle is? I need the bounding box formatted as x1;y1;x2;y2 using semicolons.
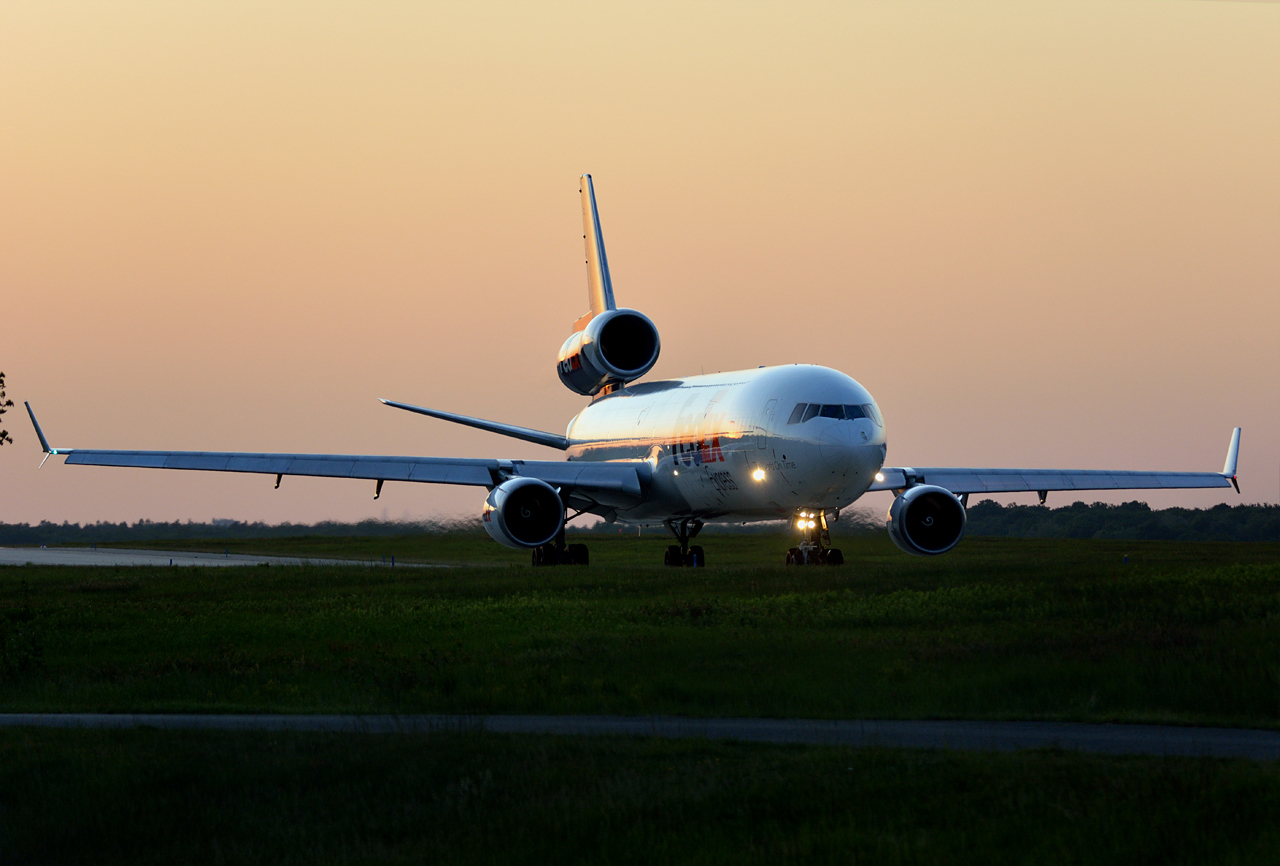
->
482;477;564;549
887;485;967;556
557;308;661;396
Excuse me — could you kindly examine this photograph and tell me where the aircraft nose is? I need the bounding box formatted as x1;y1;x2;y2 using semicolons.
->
818;423;861;471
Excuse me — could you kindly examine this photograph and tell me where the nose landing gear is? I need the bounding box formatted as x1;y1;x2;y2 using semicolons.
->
663;518;706;567
786;510;843;566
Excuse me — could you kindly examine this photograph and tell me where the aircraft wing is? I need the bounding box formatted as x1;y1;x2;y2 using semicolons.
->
25;404;648;508
869;428;1241;498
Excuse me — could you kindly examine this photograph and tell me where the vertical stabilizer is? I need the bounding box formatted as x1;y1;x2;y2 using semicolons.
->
581;174;616;317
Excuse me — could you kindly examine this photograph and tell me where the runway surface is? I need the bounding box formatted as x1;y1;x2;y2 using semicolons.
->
0;546;426;568
3;714;1278;759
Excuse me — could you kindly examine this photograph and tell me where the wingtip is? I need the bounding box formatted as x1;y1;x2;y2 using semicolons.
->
24;401;53;454
1222;427;1242;478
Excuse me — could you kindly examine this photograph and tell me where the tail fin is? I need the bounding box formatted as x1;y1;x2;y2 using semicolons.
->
580;174;616;321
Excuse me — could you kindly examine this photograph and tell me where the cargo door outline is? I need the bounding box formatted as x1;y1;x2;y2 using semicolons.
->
756;398;778;450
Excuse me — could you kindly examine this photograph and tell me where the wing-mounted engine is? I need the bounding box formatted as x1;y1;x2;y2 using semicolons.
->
887;484;967;556
557;308;661;396
482;477;565;549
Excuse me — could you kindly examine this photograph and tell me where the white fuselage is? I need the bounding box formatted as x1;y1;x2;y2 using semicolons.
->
565;365;887;522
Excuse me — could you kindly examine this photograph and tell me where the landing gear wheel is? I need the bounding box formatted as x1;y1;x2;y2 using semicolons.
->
533;542;589;566
662;518;706;567
824;548;843;566
785;548;799;565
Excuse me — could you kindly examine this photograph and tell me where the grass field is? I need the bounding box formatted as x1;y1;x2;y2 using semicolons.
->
3;728;1279;865
2;534;1278;725
3;533;1280;862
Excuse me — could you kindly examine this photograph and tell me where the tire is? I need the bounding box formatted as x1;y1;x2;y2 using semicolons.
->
664;545;683;567
785;547;799;566
685;545;705;568
825;548;844;566
568;543;589;566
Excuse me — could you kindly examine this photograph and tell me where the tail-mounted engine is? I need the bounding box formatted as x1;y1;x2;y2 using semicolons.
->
482;477;565;549
887;485;967;556
557;308;660;396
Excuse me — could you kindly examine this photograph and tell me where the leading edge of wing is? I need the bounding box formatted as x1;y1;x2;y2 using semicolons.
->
870;428;1242;495
60;449;649;503
380;399;572;451
64;450;500;486
868;467;1233;495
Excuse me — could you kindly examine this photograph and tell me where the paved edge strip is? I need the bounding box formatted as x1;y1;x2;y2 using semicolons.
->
1;714;1278;760
0;547;444;568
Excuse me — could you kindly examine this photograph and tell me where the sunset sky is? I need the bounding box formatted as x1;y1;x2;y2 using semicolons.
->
3;1;1277;526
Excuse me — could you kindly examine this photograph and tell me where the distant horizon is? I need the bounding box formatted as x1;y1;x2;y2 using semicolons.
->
3;498;1275;532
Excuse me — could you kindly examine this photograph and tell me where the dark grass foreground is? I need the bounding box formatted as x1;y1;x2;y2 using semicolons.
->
2;728;1279;865
1;535;1278;726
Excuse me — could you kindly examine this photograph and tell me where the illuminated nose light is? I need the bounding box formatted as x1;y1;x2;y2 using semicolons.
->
673;469;679;476
875;472;885;482
752;468;765;481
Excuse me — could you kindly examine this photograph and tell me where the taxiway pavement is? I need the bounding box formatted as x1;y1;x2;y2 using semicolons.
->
0;546;421;568
2;714;1277;760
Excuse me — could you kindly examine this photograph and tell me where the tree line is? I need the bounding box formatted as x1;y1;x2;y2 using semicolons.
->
0;502;1275;545
964;500;1279;543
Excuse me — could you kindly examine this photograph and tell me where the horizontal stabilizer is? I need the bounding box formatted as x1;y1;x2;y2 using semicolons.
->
381;399;571;450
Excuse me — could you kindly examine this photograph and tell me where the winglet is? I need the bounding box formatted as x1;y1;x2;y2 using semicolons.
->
24;402;58;467
1222;427;1241;493
580;174;616;318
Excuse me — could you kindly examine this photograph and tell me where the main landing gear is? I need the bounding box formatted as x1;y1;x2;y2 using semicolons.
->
531;521;589;566
786;510;843;566
663;518;706;567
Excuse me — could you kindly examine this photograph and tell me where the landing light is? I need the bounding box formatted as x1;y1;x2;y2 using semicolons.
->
875;472;885;482
673;469;679;476
752;468;765;481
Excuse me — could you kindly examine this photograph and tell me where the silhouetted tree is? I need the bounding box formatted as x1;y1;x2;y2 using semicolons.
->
0;372;12;446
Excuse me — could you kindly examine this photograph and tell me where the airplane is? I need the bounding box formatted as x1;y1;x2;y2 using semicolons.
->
25;175;1241;567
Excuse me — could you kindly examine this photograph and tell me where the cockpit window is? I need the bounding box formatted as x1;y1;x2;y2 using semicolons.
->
788;402;881;424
